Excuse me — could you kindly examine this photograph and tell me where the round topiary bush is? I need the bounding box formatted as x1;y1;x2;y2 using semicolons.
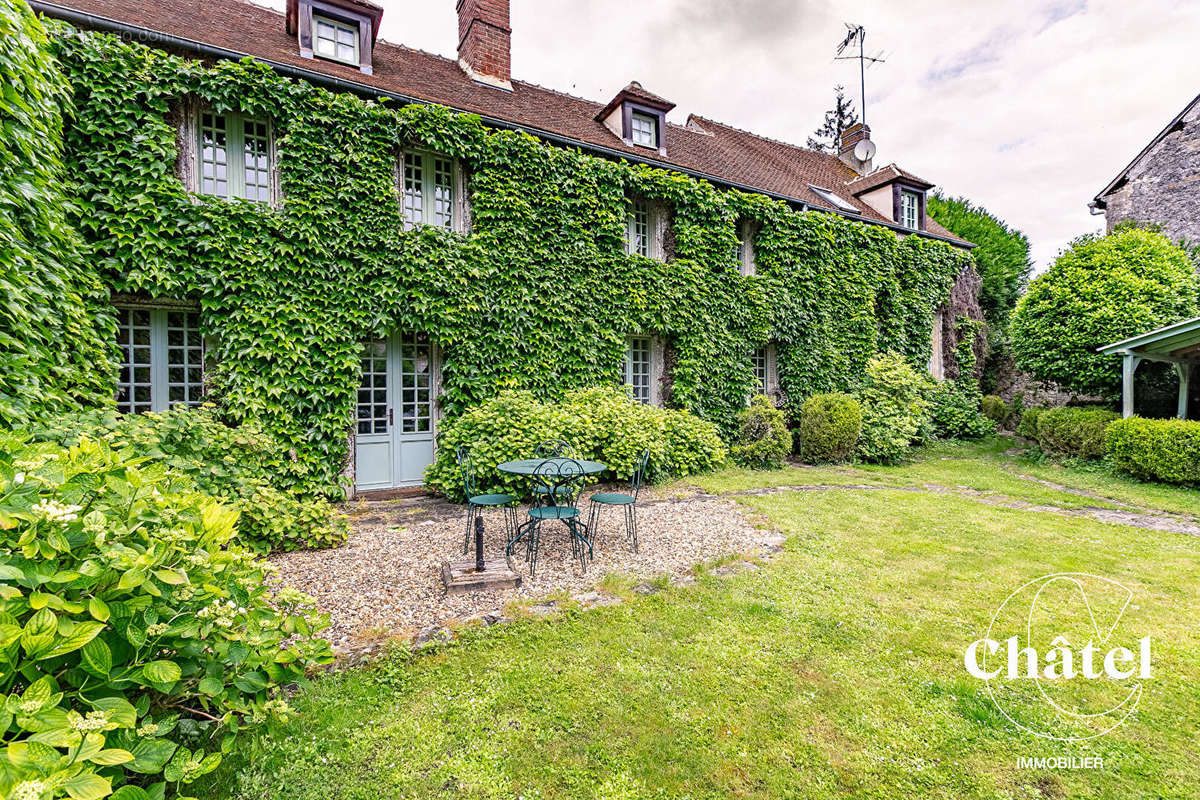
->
981;395;1012;427
730;395;791;470
1010;226;1199;398
797;393;861;463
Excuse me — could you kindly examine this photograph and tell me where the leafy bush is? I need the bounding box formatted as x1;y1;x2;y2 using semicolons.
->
729;396;791;470
796;393;861;464
1106;417;1200;485
1023;407;1119;458
425;388;727;500
1016;407;1043;440
981;395;1013;428
1010;226;1200;398
25;408;346;552
0;435;332;800
854;354;931;464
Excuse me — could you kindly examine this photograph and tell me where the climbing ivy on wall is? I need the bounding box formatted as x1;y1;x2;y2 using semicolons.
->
42;19;973;494
0;0;113;424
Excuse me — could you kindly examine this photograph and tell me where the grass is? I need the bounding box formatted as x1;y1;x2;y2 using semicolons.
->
202;438;1200;799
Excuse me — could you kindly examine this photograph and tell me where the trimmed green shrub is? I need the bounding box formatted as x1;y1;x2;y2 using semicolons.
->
1107;417;1200;485
1025;407;1119;458
1010;226;1200;398
797;393;861;464
25;408;347;552
855;354;931;464
424;388;727;501
730;395;791;470
982;395;1013;428
1017;406;1043;440
0;435;332;799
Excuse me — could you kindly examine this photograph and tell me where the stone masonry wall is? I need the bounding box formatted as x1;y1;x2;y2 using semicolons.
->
1103;101;1200;244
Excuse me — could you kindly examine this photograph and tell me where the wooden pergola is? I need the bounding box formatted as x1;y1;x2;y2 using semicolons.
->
1099;317;1200;419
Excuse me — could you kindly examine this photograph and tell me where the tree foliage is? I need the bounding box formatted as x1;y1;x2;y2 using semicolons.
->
1009;226;1199;397
806;85;859;154
0;0;114;425
926;193;1031;325
23;19;972;494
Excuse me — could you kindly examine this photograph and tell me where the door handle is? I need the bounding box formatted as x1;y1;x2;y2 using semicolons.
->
388;408;394;426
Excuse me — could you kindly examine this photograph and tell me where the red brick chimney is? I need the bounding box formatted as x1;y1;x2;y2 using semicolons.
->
457;0;512;90
838;122;874;173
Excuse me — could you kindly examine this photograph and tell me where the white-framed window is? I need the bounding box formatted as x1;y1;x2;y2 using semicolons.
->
901;190;921;230
198;111;272;203
626;197;666;259
115;307;206;414
313;15;359;65
750;344;778;397
624;336;654;404
401;151;457;231
631;112;658;148
736;220;756;276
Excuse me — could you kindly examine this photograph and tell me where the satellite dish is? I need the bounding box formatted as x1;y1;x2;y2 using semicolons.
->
853;139;877;161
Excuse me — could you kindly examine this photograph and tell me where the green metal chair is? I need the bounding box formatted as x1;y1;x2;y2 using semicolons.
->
513;457;591;576
456;446;518;556
586;448;649;553
531;439;575;505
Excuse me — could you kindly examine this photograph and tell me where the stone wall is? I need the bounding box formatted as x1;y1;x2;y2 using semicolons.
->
1102;101;1200;244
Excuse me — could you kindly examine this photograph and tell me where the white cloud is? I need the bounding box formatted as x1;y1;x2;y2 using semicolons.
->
277;0;1200;271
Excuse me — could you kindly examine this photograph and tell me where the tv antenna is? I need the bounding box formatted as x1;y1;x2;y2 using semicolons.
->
835;24;887;125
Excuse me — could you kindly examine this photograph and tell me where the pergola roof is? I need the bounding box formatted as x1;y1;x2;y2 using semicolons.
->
1099;316;1200;363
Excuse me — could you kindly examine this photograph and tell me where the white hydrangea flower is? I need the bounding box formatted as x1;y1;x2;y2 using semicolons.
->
30;498;82;523
12;780;45;800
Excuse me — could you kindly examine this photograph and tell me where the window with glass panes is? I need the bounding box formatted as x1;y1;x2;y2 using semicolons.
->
627;198;650;257
901;190;920;229
401;152;455;231
115;307;205;414
751;347;770;393
631;112;657;147
625;337;652;404
313;15;358;64
198;111;271;203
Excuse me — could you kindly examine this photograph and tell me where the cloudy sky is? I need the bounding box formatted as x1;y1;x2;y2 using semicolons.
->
277;0;1200;269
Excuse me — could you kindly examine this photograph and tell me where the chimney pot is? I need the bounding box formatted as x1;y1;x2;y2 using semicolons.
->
837;122;873;174
457;0;512;90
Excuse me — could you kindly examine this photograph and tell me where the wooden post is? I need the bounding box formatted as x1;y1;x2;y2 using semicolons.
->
1122;354;1141;419
1177;363;1191;420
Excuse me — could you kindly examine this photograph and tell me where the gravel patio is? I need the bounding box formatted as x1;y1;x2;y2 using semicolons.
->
271;485;774;653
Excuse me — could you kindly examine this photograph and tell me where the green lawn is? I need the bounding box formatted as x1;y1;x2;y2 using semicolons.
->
203;439;1200;799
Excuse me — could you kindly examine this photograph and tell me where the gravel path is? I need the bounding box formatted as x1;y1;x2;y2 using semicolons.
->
271;488;768;652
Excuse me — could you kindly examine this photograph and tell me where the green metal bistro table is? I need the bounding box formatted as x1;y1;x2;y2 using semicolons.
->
498;457;606;570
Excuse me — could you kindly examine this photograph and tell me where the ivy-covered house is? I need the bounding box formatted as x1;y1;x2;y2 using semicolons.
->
25;0;978;495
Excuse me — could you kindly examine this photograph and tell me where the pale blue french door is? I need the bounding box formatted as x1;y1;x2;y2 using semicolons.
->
354;332;437;490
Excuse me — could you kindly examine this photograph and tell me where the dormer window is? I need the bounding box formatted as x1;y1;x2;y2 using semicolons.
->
314;15;359;64
287;0;382;75
597;81;675;155
631;112;658;148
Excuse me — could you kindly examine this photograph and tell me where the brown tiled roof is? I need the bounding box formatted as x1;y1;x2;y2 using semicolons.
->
847;164;936;195
34;0;970;247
